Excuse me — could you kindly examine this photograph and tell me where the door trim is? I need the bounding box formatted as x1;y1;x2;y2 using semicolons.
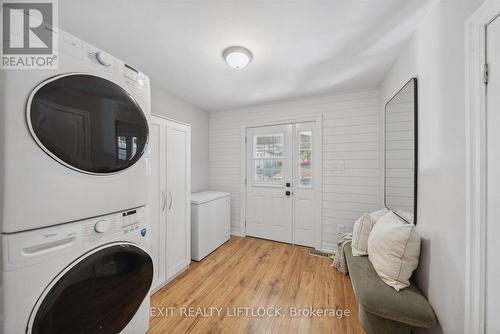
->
239;116;323;250
465;2;500;333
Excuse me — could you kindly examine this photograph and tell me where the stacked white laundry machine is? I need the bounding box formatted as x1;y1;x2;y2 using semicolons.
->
0;29;153;334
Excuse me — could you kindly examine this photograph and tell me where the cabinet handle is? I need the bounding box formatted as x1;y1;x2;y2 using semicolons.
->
168;190;173;210
161;191;166;212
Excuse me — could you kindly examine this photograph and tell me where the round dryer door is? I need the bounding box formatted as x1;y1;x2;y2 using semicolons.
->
28;74;149;174
28;243;153;334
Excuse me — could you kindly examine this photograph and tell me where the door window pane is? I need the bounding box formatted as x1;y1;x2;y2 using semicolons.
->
253;134;284;184
299;131;312;188
254;160;264;181
254;134;283;158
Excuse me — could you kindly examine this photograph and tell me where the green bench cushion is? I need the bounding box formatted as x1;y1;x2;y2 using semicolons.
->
344;243;437;328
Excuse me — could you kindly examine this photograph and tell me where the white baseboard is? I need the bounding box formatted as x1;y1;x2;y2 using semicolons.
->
229;231;337;254
320;241;336;253
230;226;242;237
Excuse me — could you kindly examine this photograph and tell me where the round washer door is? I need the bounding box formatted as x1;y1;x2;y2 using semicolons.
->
28;243;153;334
28;74;149;174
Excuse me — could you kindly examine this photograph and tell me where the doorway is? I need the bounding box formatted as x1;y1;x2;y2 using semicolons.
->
244;122;320;248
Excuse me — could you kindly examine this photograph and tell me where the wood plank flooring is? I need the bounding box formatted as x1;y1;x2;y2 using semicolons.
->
149;237;366;334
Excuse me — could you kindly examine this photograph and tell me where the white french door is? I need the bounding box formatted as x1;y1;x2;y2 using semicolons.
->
246;124;293;244
245;122;318;247
293;122;316;247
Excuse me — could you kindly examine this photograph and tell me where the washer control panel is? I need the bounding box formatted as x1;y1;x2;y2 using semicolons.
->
94;219;113;233
4;207;148;270
121;208;144;231
83;207;146;242
95;51;113;67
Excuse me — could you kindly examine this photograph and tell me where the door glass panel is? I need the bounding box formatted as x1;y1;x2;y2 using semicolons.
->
253;134;284;184
254;159;264;182
29;74;149;174
298;131;312;188
31;244;153;334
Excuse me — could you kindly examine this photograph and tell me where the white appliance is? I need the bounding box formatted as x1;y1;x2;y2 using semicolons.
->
149;115;191;291
0;29;151;233
0;207;153;333
191;191;230;261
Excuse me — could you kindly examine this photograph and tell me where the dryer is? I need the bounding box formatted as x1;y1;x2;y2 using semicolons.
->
0;207;152;333
0;30;151;233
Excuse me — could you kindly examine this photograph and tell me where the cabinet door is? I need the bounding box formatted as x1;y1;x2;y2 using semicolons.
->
149;116;167;291
166;121;191;279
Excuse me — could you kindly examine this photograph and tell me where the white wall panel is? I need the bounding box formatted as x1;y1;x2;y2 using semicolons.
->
151;83;209;193
379;1;484;332
208;89;381;251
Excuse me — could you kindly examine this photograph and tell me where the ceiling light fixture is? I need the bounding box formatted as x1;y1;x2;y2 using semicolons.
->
223;46;252;70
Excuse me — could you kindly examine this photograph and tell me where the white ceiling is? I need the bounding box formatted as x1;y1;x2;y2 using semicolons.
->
59;0;432;111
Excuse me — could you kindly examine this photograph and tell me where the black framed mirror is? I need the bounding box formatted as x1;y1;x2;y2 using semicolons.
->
384;78;418;224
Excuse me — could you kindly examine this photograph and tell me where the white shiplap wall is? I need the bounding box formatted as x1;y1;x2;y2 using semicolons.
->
209;89;381;251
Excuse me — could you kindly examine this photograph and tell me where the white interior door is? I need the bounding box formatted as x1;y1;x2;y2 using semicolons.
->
166;121;191;279
486;15;500;334
246;125;293;243
149;116;166;291
293;122;317;247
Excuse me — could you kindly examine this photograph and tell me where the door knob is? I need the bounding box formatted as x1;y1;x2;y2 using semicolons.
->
286;182;291;188
285;191;291;196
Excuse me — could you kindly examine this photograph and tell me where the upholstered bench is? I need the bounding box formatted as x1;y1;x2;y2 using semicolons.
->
344;243;437;334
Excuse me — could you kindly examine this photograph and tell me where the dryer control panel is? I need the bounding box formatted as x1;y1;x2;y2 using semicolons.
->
59;29;150;91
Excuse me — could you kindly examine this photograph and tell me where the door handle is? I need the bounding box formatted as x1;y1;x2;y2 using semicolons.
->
168;190;173;210
285;191;292;196
161;191;166;212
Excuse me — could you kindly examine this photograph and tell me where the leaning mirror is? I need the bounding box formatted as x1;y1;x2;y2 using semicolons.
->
385;78;418;224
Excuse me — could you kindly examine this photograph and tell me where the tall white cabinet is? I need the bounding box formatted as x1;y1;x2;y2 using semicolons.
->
149;115;191;292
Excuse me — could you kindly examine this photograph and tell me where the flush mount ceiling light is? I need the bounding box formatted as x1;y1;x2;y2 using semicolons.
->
223;46;252;70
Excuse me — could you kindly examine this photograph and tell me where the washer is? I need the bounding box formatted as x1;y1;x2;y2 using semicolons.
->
0;30;151;233
0;206;153;333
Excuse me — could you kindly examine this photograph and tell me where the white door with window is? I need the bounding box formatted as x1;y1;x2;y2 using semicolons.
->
245;122;318;247
246;125;293;243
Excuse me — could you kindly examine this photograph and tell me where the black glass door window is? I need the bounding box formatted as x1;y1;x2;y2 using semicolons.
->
29;74;149;174
31;244;153;334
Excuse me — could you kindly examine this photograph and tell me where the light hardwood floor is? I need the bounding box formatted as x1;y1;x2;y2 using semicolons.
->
150;237;366;334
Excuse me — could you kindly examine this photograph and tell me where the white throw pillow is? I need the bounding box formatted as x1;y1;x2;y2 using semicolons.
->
351;208;389;256
370;208;390;221
367;211;420;291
